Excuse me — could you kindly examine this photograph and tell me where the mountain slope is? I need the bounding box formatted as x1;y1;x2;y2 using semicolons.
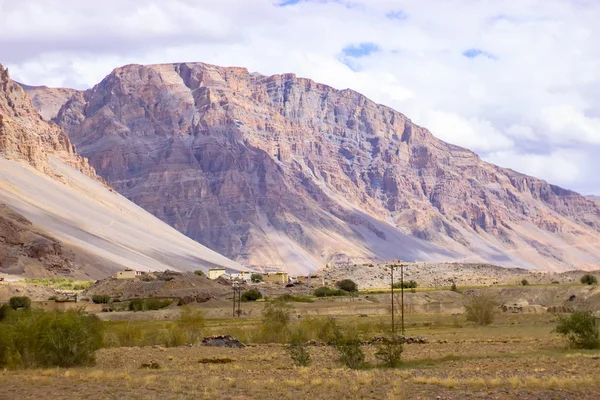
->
53;62;600;273
0;64;243;278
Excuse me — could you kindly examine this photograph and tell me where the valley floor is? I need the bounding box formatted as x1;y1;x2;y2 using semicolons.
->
1;311;599;399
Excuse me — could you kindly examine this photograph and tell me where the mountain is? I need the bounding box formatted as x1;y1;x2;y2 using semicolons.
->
49;62;600;274
0;64;243;278
588;195;600;203
20;83;78;121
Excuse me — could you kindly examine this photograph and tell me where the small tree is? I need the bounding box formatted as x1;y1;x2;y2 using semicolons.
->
241;289;262;302
336;279;358;292
251;273;264;283
9;296;31;310
92;294;110;304
260;301;291;342
521;279;530;286
335;338;365;369
194;270;205;277
464;294;497;326
555;311;600;349
374;335;404;368
450;282;458;292
286;332;311;367
581;274;598;285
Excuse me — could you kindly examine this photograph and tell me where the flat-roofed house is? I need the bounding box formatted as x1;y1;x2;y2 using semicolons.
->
208;267;227;280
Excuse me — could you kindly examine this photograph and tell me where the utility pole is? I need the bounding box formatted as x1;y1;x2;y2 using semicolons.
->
391;263;395;334
390;261;406;335
232;283;242;317
400;263;405;335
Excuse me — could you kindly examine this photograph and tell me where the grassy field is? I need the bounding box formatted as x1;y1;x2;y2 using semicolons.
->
1;304;599;399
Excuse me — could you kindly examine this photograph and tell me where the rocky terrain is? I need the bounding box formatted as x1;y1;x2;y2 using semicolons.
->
41;62;600;274
19;83;78;121
82;270;232;302
0;63;244;278
320;261;600;289
0;204;84;277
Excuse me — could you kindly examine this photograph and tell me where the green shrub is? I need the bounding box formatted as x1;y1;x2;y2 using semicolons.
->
0;309;104;368
128;298;172;312
286;341;311;366
92;294;111;304
313;287;345;297
47;296;57;301
259;301;291;343
374;335;404;367
0;304;13;321
464;294;497;326
392;281;418;289
336;279;358;292
9;297;31;310
194;270;205;277
22;278;94;291
555;311;600;349
176;307;205;344
450;282;458;292
335;338;365;369
251;273;263;283
521;279;530;286
277;294;314;303
145;298;172;311
581;274;598;285
241;289;263;302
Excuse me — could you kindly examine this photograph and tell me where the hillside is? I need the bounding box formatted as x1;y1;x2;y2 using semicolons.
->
0;64;244;278
47;62;600;274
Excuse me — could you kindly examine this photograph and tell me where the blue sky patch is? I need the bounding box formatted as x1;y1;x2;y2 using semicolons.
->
386;10;408;20
278;0;302;6
342;42;380;58
463;48;496;59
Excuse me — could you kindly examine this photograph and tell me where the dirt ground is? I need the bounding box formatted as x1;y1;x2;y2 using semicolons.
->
1;312;599;399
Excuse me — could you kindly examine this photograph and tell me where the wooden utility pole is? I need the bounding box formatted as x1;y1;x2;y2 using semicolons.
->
232;283;242;317
391;264;395;333
400;263;405;335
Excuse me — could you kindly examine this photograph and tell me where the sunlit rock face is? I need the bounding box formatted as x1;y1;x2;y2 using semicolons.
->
54;62;600;274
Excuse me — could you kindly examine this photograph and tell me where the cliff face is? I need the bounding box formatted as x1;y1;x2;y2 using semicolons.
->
54;62;600;273
0;65;97;180
0;63;244;278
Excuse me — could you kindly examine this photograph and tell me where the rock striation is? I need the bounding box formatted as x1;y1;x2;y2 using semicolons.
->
53;62;600;274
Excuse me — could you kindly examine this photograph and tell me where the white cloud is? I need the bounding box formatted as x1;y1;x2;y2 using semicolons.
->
1;0;600;194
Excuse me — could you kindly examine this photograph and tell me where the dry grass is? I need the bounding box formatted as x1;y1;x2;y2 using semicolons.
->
1;310;600;399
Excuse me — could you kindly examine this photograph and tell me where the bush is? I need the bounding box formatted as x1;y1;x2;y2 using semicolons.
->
9;297;31;310
335;338;365;369
251;273;263;283
241;289;263;302
0;309;104;368
464;294;497;326
521;279;530;286
450;282;458;292
286;332;311;367
374;335;404;367
128;298;171;312
194;270;205;277
48;296;58;301
176;307;205;344
581;274;598;285
259;301;291;343
392;281;418;289
313;287;345;297
277;294;314;303
336;279;358;292
92;294;111;304
555;311;600;349
0;304;12;321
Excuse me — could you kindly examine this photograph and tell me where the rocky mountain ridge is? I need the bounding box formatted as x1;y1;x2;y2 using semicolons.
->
0;63;244;278
0;65;98;181
47;62;600;273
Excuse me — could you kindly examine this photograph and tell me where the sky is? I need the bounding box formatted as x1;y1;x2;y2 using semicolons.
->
2;0;600;195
